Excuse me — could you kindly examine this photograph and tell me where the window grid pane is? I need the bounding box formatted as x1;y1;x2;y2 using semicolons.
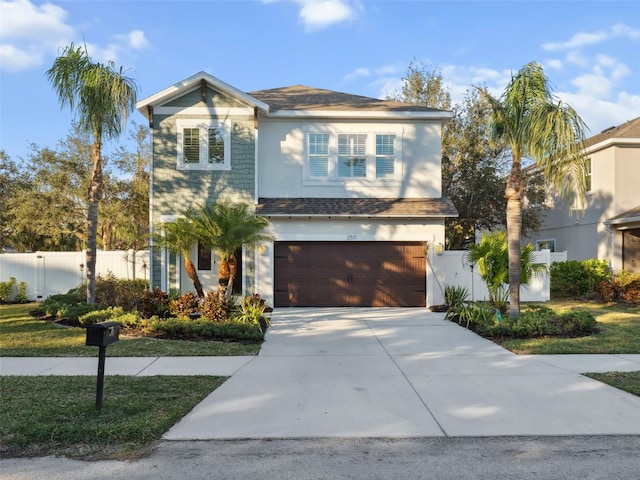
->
208;128;225;164
309;133;329;177
183;128;200;164
375;134;395;179
338;134;367;178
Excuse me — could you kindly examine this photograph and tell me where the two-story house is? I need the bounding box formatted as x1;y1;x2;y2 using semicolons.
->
136;72;457;307
524;116;640;273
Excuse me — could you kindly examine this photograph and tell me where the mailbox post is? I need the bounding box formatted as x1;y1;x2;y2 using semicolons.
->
85;321;120;411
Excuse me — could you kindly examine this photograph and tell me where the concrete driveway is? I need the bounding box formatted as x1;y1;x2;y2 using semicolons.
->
165;307;640;439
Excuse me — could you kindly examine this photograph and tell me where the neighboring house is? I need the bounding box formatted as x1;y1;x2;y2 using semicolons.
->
524;116;640;273
136;72;457;307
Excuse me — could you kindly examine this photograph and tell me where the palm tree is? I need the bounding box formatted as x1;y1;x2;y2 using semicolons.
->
46;43;138;303
152;218;204;298
467;231;547;312
480;62;588;317
187;201;273;299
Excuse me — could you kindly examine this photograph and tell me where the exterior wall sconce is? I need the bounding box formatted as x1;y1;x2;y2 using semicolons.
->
435;243;444;256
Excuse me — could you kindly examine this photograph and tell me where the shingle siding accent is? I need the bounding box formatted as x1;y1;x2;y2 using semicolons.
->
165;87;247;109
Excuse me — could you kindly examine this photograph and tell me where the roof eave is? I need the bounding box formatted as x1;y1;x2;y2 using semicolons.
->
265;110;454;120
584;137;640;155
136;71;270;119
605;215;640;226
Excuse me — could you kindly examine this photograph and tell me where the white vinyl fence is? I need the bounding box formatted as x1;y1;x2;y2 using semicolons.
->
0;250;149;301
427;250;567;306
2;248;565;305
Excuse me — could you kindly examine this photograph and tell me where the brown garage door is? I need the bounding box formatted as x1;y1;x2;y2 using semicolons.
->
274;241;426;307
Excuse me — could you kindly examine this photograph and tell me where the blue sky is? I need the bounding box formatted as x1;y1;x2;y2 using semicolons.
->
1;0;639;162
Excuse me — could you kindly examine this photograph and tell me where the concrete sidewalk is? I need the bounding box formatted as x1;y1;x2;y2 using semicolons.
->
2;307;640;438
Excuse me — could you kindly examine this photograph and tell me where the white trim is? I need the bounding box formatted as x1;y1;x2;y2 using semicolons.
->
136;71;269;118
176;118;231;171
269;109;453;120
154;106;254;116
535;238;556;252
302;125;404;185
584;137;640;155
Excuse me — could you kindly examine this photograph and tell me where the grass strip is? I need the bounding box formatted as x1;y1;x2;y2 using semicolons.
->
584;371;640;398
0;304;261;357
496;301;640;354
0;375;225;459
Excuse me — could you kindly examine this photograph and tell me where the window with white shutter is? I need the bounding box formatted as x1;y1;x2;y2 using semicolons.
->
177;119;231;170
304;127;402;184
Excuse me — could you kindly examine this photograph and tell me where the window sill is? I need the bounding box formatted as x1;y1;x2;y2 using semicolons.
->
177;164;231;171
303;179;402;186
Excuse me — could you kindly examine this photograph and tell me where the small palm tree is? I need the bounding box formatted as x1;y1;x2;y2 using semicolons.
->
152;218;204;298
480;62;588;317
468;231;546;312
46;43;138;303
187;201;273;299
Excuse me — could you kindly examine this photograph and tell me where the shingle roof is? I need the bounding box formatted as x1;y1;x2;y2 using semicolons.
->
606;205;640;225
256;197;458;218
249;85;445;113
584;116;640;148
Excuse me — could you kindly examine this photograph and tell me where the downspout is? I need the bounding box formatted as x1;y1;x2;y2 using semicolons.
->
604;222;615;272
147;105;155;290
252;106;259;296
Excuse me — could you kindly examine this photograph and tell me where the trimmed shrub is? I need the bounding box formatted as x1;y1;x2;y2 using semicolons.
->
78;307;126;327
169;291;200;317
551;259;612;297
597;271;640;304
138;288;171;319
147;316;263;341
95;274;149;311
0;277;17;303
200;290;232;323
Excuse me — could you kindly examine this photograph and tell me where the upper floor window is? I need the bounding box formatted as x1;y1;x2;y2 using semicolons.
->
304;127;402;183
177;119;231;170
586;157;592;193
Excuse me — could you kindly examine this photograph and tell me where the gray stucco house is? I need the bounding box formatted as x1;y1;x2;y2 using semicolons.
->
136;72;457;307
524;116;640;273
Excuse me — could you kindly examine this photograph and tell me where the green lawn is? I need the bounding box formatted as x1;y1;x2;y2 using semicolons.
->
497;300;640;354
0;375;225;459
0;303;261;357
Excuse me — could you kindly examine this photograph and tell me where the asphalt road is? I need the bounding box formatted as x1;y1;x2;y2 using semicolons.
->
2;436;639;480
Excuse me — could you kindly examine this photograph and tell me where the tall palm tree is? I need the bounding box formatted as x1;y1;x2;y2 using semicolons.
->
187;201;273;299
152;218;204;298
480;62;588;317
46;43;138;303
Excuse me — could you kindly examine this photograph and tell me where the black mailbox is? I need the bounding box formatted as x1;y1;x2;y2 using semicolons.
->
86;321;120;347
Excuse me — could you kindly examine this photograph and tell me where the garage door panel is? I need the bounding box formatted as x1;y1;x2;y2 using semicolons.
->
274;241;426;307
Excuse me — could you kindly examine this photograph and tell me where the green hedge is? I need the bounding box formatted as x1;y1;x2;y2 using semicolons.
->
146;316;264;341
550;259;612;297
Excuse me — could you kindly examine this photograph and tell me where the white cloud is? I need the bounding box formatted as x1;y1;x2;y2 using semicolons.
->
544;59;563;70
0;43;42;71
343;67;370;82
557;90;640;135
295;0;360;30
0;0;149;71
0;0;73;70
127;30;149;50
542;22;640;51
0;0;73;42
